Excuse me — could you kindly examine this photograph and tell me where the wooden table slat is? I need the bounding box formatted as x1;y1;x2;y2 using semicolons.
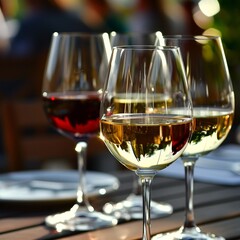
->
0;172;239;240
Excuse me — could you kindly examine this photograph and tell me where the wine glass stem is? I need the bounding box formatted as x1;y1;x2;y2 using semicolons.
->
182;158;197;229
138;173;155;240
75;141;93;211
133;175;142;195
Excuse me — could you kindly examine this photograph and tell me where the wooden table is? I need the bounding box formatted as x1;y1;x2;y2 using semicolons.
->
0;170;239;240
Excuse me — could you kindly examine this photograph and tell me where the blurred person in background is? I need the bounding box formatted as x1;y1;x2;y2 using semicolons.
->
0;0;97;100
6;0;93;57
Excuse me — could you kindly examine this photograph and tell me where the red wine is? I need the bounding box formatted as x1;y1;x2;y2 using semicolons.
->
43;92;101;140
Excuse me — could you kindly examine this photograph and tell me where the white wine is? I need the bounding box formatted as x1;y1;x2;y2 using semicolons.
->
112;94;173;114
183;108;233;158
100;113;192;171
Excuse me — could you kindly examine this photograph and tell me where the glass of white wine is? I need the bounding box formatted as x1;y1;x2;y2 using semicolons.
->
100;45;193;240
153;35;235;240
103;31;173;221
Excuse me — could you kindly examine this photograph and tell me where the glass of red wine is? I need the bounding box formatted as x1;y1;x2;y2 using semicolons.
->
42;32;117;232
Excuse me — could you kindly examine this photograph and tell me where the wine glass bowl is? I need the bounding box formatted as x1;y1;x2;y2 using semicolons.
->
100;45;193;239
153;35;234;240
42;32;117;232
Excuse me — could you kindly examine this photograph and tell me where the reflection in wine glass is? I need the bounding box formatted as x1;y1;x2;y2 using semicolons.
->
100;45;193;240
42;32;117;232
153;35;234;239
103;31;173;221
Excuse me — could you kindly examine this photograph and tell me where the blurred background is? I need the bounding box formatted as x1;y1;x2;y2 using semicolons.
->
0;0;239;172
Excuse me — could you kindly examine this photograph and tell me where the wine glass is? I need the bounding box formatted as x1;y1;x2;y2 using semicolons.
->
153;36;234;239
103;31;173;221
42;32;117;232
100;45;193;240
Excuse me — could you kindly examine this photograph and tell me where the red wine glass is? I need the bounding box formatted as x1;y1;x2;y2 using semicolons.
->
42;32;117;232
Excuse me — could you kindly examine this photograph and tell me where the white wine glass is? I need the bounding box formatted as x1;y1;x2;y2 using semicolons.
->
100;45;193;240
153;35;234;239
103;31;173;221
42;32;117;232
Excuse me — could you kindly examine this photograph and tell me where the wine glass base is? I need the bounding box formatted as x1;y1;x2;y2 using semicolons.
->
103;194;173;221
45;205;118;232
152;227;225;240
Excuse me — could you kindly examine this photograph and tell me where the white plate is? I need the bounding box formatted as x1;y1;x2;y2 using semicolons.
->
158;144;240;185
0;170;119;202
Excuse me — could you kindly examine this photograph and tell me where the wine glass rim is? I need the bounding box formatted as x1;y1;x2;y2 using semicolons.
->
162;34;220;40
110;31;157;36
113;45;179;51
52;31;108;37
